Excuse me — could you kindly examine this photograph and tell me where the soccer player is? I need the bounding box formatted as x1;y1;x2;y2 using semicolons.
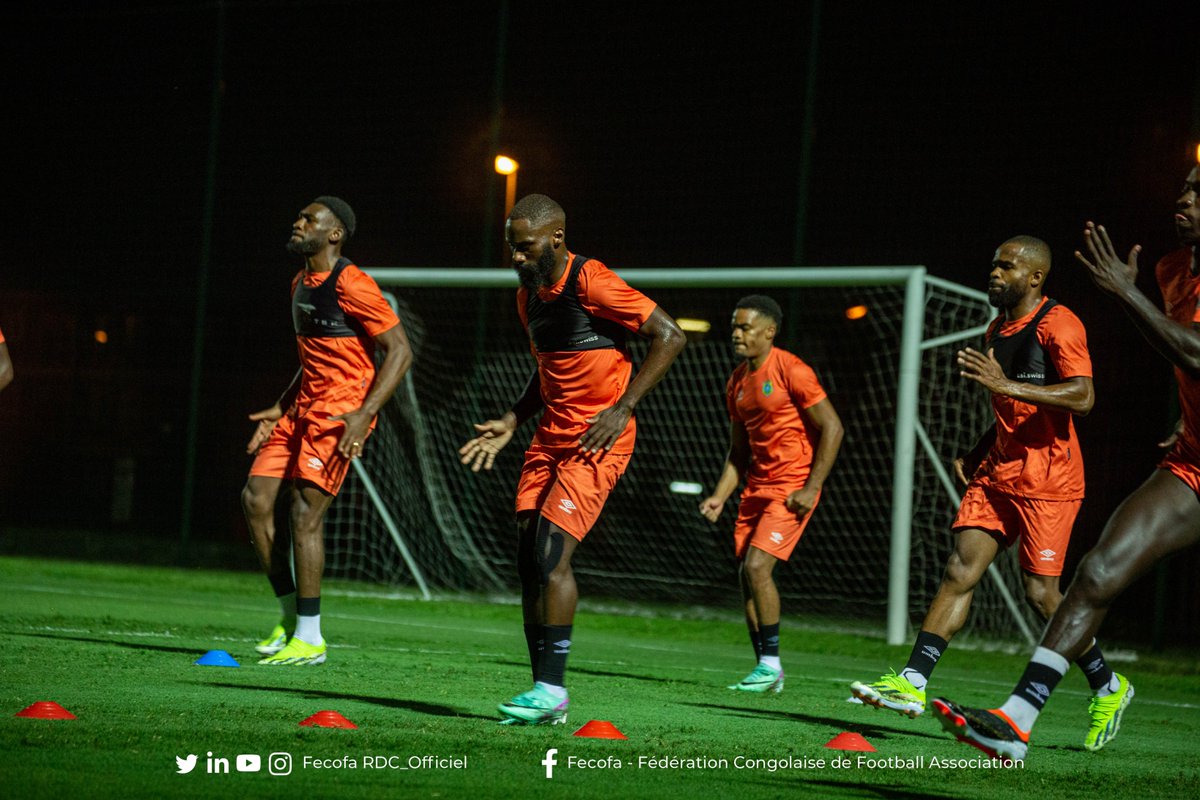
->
458;193;685;725
933;166;1200;762
242;196;412;666
0;325;12;393
699;295;843;693
851;236;1125;751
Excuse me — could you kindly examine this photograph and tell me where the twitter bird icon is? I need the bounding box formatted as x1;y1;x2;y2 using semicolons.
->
176;754;198;774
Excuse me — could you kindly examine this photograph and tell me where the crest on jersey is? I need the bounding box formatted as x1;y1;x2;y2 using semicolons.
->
762;380;774;396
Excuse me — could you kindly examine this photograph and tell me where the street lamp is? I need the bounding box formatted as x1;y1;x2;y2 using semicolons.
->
495;155;519;218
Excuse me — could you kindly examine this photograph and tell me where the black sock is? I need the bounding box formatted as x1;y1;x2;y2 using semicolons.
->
537;624;572;688
748;627;763;659
523;624;543;683
1011;660;1066;712
1074;641;1113;692
759;623;780;658
296;596;320;617
904;631;949;681
268;572;296;597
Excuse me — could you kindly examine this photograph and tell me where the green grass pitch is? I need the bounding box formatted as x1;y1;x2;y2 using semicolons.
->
3;555;1198;799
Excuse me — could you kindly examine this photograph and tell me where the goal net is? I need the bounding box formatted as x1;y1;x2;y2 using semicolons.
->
324;266;1041;644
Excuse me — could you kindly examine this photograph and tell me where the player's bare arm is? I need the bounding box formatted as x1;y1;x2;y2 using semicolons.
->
460;369;543;472
580;306;685;453
954;425;997;485
0;341;12;393
1075;221;1200;378
332;322;413;458
785;397;844;519
700;421;750;522
246;368;302;454
957;347;1094;415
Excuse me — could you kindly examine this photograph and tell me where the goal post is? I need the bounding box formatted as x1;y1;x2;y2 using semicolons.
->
326;265;1039;644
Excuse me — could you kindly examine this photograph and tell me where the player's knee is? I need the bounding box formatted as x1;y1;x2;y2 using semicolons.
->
241;483;273;518
1072;552;1122;606
942;552;982;591
1022;579;1060;619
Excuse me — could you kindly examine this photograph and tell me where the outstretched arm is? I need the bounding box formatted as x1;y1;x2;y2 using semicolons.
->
699;420;751;522
580;307;686;453
957;348;1094;416
1074;222;1200;378
459;368;543;472
0;341;12;393
332;322;414;457
246;368;302;454
785;397;844;520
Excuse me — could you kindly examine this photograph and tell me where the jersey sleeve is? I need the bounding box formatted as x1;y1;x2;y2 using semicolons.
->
337;266;400;337
577;260;658;333
1040;306;1092;380
785;356;827;409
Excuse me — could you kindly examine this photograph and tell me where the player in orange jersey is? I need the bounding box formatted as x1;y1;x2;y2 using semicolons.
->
242;196;412;666
853;236;1121;746
699;295;843;693
0;325;12;393
934;164;1200;762
459;193;685;725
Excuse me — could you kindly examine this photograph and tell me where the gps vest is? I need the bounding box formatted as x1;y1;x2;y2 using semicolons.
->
291;258;367;339
526;255;628;352
986;299;1060;386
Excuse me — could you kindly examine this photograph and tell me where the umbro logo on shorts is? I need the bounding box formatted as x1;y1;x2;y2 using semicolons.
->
769;531;783;544
558;498;576;515
306;457;324;470
1039;548;1056;561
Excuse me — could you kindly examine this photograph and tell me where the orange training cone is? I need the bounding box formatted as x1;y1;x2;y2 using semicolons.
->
300;710;357;729
824;732;875;751
573;720;628;739
16;701;77;720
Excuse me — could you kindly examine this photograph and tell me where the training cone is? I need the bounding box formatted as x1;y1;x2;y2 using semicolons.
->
16;701;76;720
300;710;358;729
194;650;240;667
573;720;628;739
825;731;876;752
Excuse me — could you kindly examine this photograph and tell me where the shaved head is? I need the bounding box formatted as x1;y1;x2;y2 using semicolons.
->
509;193;565;230
1003;235;1052;275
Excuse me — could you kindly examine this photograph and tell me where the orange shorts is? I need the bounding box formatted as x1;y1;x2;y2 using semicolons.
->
515;446;631;541
952;483;1081;576
248;410;365;496
733;491;820;561
1160;446;1200;497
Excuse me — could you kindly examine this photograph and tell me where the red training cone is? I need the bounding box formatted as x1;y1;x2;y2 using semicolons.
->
16;701;77;720
573;720;628;739
300;710;357;729
824;732;875;752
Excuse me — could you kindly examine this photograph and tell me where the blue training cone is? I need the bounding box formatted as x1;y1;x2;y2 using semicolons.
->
194;650;240;667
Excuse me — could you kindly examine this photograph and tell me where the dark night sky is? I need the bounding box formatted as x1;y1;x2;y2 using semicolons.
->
2;0;1199;634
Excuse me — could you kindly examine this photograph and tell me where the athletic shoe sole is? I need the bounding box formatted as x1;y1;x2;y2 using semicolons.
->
931;698;1026;762
850;681;924;718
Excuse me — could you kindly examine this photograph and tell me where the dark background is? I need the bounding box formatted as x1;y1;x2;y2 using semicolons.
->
1;1;1198;642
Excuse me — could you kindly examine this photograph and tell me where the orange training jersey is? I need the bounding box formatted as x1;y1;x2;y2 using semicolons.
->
726;347;828;498
1157;248;1200;464
980;298;1091;500
290;263;399;415
516;254;657;454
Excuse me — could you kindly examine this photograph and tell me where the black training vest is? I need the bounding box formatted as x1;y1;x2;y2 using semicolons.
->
525;255;628;353
291;258;366;339
985;299;1060;386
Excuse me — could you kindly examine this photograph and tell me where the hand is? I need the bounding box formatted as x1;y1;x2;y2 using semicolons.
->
246;404;283;454
579;403;633;454
1074;221;1141;296
957;347;1011;394
331;408;373;459
459;418;515;472
953;456;973;487
1159;418;1185;450
784;485;820;520
699;495;724;523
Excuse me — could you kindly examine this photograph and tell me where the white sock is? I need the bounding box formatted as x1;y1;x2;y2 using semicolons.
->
1096;673;1121;698
899;667;928;691
294;614;322;644
277;592;297;629
998;646;1069;733
759;655;782;671
535;681;567;699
